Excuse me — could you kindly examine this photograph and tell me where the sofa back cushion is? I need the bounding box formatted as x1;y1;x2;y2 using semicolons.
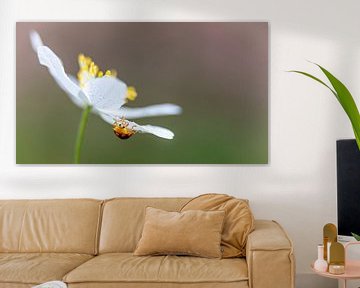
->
0;199;102;254
181;194;254;258
99;198;189;253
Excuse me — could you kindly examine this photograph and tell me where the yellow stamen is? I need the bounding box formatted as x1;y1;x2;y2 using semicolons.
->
77;53;117;87
126;86;137;101
78;54;85;66
89;62;99;77
78;54;92;69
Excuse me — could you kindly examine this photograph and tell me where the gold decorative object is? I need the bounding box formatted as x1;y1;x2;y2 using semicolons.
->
329;242;345;264
323;223;337;261
329;242;345;275
328;264;345;275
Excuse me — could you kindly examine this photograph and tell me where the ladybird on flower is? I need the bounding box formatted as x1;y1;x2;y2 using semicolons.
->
30;31;182;140
30;31;182;163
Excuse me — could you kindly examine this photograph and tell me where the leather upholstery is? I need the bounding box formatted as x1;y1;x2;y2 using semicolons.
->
63;253;248;284
246;220;295;288
0;199;102;254
0;284;33;288
134;207;225;258
0;198;295;288
0;253;93;285
99;198;190;253
181;194;255;257
68;282;249;288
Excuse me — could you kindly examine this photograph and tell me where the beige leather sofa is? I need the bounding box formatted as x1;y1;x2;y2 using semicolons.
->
0;198;295;288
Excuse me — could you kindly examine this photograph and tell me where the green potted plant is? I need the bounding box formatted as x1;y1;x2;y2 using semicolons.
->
352;233;360;241
290;63;360;241
290;63;360;150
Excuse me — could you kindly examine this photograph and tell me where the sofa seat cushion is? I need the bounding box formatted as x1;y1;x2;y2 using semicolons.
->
64;253;248;285
0;253;93;285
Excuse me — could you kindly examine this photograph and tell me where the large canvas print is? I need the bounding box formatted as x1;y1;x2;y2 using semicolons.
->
16;22;268;164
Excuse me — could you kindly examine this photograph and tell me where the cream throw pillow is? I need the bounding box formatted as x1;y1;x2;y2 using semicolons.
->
134;207;225;258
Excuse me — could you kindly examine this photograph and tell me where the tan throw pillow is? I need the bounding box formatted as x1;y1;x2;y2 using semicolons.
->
134;207;225;258
181;193;254;258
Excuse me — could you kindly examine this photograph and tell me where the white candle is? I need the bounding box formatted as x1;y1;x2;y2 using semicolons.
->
329;264;345;274
327;241;331;263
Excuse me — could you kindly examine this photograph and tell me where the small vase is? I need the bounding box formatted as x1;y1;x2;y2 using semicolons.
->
314;244;328;272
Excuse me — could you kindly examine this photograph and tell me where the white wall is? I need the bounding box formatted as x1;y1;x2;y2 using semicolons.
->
1;1;359;287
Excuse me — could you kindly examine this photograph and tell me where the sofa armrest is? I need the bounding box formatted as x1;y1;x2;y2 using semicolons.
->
246;220;295;288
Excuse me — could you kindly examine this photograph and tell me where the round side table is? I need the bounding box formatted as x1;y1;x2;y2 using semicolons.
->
311;242;360;288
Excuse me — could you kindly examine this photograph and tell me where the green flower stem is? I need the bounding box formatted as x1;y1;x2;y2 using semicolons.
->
74;105;92;164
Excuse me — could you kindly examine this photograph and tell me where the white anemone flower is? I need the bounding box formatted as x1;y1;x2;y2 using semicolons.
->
30;31;182;140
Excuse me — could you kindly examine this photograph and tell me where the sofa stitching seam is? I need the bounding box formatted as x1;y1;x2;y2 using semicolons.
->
94;201;104;255
18;200;29;252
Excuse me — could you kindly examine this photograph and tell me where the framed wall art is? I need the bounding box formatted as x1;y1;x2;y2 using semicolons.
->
16;22;268;164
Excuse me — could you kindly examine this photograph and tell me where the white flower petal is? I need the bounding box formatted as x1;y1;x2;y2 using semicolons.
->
132;123;175;139
37;46;83;102
98;113;175;139
30;30;43;51
99;112;114;125
83;76;127;111
67;74;90;107
112;104;182;119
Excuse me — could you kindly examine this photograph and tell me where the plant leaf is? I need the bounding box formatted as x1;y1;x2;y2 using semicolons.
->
289;65;360;150
289;70;337;99
353;127;360;150
316;64;360;150
351;232;360;241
